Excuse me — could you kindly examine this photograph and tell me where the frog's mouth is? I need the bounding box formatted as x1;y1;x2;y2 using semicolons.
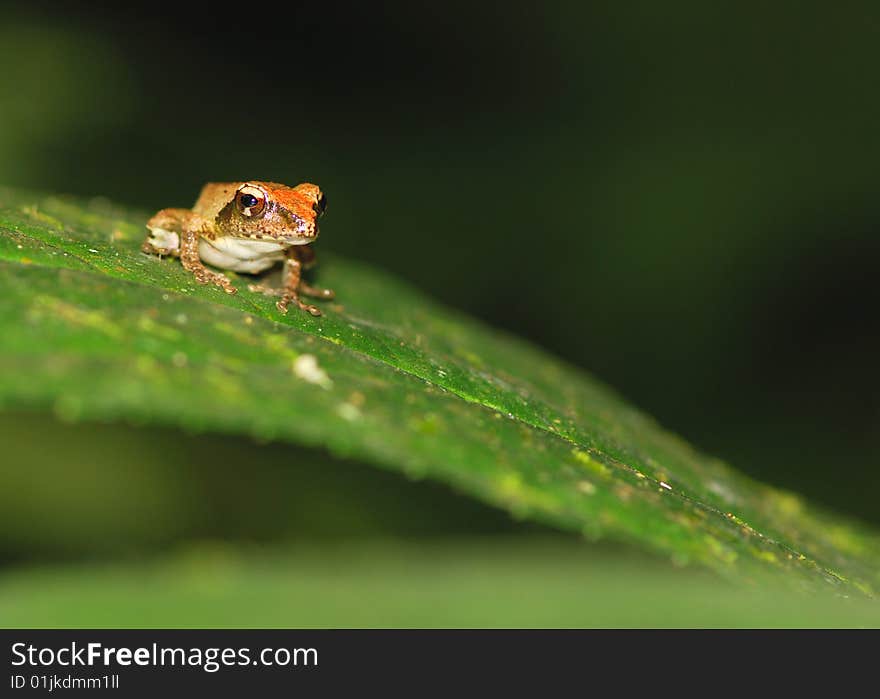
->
283;232;317;245
239;225;317;245
282;224;319;245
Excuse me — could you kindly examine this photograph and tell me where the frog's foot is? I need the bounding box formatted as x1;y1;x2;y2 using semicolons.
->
298;282;335;300
191;266;237;294
249;283;323;316
278;291;321;317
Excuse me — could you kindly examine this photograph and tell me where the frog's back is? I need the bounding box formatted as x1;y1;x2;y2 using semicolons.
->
192;182;243;219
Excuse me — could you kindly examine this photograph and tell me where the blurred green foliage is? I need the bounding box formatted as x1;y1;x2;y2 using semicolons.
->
0;413;529;560
5;539;880;628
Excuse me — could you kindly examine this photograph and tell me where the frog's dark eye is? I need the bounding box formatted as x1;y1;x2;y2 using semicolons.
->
236;185;266;217
314;192;327;217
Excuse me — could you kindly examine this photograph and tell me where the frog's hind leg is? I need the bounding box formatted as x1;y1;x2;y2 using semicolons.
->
298;281;335;300
294;248;335;299
248;280;334;303
142;208;185;257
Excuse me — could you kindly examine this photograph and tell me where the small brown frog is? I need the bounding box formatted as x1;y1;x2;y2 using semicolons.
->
142;181;334;316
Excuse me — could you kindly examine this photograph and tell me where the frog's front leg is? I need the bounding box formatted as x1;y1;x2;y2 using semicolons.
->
249;249;321;315
144;209;236;294
177;214;237;294
277;251;321;316
247;248;333;316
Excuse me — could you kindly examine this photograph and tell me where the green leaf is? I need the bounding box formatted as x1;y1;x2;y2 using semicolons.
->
1;186;878;595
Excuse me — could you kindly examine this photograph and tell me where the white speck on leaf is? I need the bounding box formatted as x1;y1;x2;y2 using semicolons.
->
293;354;332;389
336;402;362;421
577;480;596;495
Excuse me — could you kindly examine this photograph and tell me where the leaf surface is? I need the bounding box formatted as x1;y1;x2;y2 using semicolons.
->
1;187;877;595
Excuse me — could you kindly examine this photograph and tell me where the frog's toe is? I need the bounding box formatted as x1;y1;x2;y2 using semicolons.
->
208;273;235;293
248;283;282;297
298;282;335;300
276;295;321;316
206;278;235;295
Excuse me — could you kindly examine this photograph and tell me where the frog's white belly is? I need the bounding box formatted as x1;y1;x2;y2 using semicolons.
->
199;237;288;273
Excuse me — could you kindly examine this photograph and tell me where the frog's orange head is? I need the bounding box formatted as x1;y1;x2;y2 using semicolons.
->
218;181;327;244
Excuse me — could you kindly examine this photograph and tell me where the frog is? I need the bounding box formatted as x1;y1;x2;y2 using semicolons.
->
142;181;334;316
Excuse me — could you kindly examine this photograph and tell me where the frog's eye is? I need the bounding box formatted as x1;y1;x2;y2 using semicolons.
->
236;186;266;217
314;193;327;217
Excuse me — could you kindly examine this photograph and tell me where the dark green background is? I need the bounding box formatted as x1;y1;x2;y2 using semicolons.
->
1;1;877;573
